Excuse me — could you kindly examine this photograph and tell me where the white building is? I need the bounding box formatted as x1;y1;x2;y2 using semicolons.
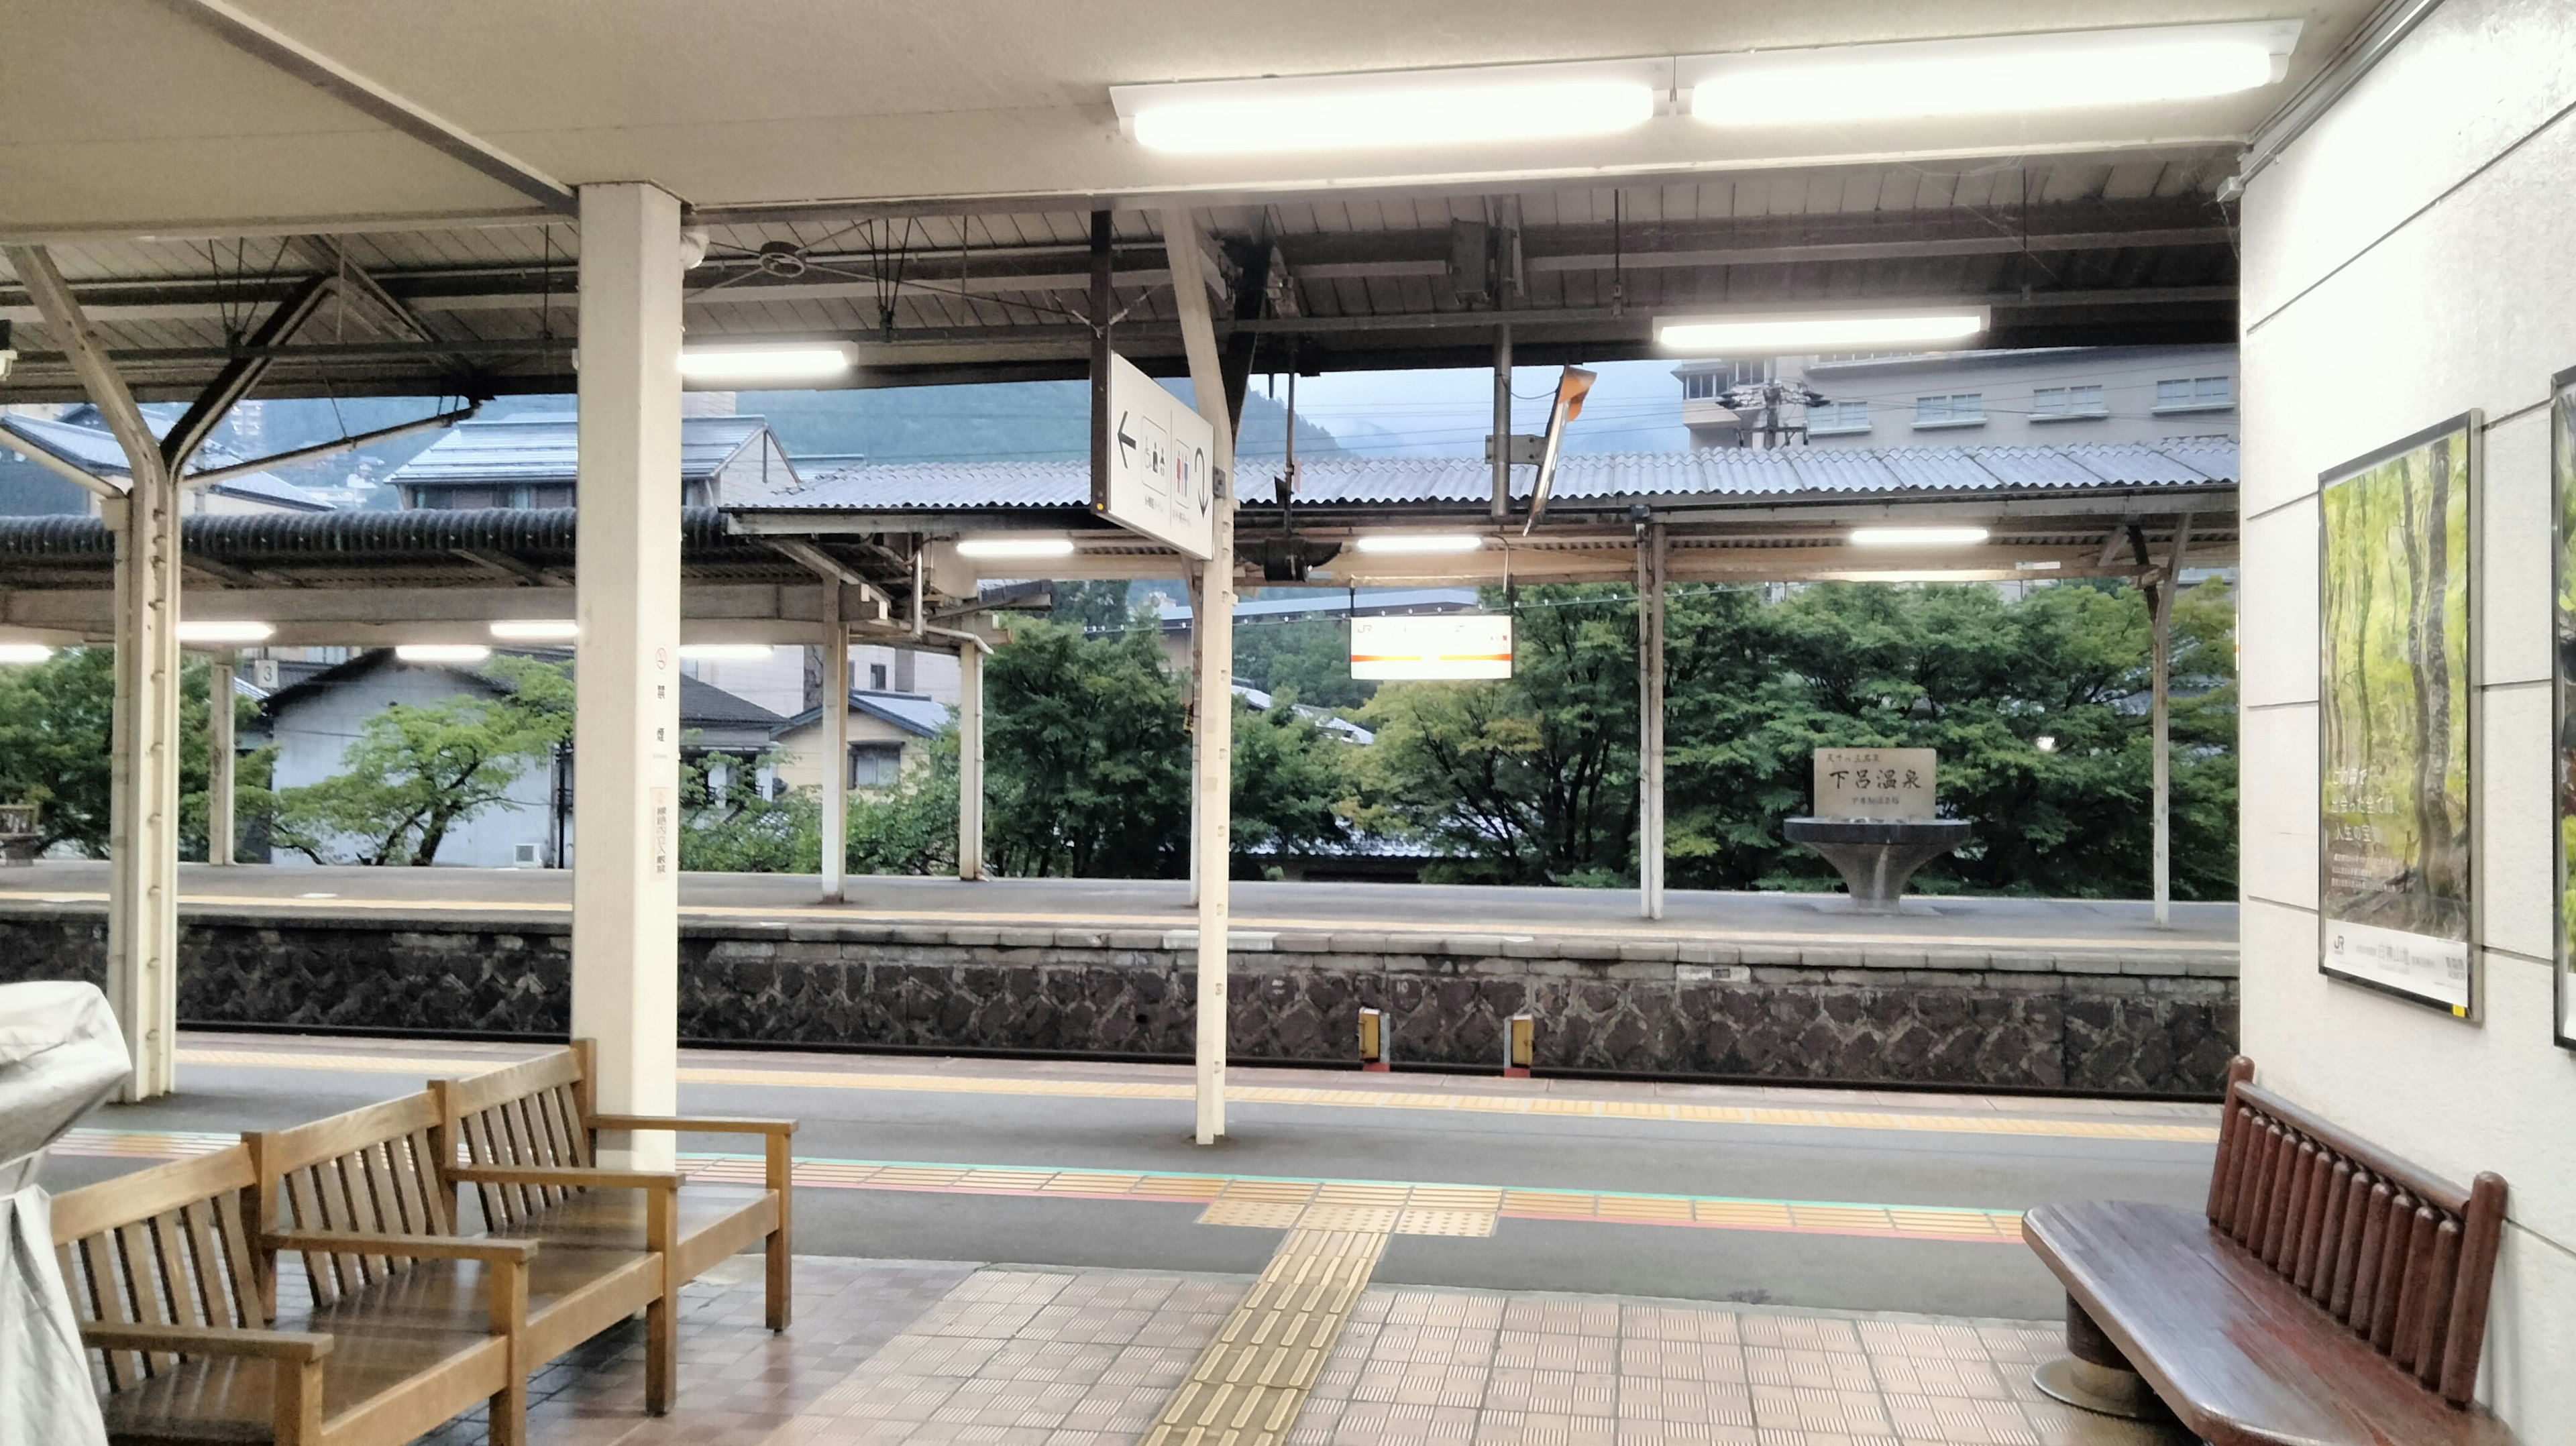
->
1676;345;2240;451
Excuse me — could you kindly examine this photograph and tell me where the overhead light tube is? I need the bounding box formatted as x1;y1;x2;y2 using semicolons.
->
0;643;52;664
176;620;274;643
678;341;859;384
1849;526;1992;547
1683;21;2300;125
1112;60;1663;155
490;620;579;642
1352;534;1485;555
956;537;1078;560
395;644;491;663
1658;308;1988;354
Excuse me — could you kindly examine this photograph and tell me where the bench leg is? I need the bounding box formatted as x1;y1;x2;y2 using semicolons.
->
488;1376;529;1446
767;1225;792;1331
645;1292;676;1416
2031;1294;2165;1421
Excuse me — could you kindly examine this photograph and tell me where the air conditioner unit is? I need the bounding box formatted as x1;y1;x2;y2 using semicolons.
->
513;842;541;868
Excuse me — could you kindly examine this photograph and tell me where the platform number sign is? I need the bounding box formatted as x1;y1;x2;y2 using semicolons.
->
1097;352;1217;560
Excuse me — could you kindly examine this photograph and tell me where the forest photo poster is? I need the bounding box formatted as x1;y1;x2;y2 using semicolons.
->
2555;368;2576;1049
2319;414;2478;1014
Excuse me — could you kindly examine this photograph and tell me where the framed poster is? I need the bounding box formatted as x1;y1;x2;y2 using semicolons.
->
2555;368;2576;1050
2318;413;2479;1015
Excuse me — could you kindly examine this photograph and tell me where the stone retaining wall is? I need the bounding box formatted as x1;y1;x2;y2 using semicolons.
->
0;909;2238;1095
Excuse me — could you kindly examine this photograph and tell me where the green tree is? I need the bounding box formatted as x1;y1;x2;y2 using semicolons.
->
0;647;254;860
846;728;961;874
983;619;1189;877
1230;694;1354;865
1234;616;1377;711
270;655;573;866
678;748;818;875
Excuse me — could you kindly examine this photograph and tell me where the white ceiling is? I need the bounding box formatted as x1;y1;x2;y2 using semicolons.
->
0;0;2371;238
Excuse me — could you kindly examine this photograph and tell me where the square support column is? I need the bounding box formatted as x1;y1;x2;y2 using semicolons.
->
207;653;236;867
1638;524;1667;921
818;581;848;903
958;641;985;881
570;181;684;1168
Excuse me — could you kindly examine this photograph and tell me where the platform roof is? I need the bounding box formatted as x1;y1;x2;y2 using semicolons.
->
0;2;2378;402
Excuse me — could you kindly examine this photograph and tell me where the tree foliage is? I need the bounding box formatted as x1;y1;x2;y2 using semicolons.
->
982;620;1190;877
0;647;257;860
270;655;572;866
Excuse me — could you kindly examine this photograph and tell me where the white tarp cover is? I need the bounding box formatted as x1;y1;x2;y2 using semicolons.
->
0;982;126;1446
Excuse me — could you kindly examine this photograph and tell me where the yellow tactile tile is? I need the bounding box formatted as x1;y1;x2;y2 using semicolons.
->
1694;1199;1796;1229
1393;1207;1498;1237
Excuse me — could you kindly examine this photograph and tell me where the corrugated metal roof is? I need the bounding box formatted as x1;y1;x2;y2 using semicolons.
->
390;414;770;486
757;440;2236;512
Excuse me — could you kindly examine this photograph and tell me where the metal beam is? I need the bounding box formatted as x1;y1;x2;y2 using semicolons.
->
0;425;121;498
148;0;576;213
160;272;340;474
186;404;478;486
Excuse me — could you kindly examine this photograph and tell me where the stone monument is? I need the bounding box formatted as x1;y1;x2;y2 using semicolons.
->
1782;747;1970;913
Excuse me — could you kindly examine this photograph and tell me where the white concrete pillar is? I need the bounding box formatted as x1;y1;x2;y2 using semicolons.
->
2149;514;2190;930
1637;524;1666;921
207;653;235;867
957;641;984;881
1163;207;1235;1144
570;181;685;1166
819;582;849;903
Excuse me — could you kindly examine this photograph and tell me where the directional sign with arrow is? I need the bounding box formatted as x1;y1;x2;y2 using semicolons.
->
1095;352;1216;559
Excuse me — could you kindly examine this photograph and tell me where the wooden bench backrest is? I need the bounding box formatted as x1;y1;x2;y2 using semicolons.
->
49;1146;265;1393
429;1042;593;1231
2204;1057;2508;1408
246;1090;456;1309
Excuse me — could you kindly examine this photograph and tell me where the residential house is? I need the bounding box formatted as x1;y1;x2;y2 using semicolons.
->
767;689;953;795
388;412;798;510
250;649;782;867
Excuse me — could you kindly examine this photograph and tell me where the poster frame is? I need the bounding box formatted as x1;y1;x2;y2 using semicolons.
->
2315;409;2481;1017
2552;366;2576;1051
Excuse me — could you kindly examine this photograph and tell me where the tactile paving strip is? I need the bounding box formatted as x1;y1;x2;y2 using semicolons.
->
1141;1223;1390;1446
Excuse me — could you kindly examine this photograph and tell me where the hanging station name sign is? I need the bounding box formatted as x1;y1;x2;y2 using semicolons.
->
1350;614;1514;680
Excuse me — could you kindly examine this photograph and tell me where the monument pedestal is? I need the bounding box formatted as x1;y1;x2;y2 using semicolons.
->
1784;818;1972;914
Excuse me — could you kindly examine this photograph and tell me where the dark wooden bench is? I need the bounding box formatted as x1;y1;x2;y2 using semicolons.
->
50;1143;521;1446
246;1089;671;1432
427;1041;795;1404
2023;1056;2518;1445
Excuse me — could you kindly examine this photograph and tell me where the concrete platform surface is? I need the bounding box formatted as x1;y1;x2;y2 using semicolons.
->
0;861;2236;956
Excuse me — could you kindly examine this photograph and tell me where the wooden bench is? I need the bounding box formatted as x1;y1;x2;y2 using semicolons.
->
428;1041;795;1404
246;1089;672;1433
50;1144;523;1446
2023;1056;2518;1445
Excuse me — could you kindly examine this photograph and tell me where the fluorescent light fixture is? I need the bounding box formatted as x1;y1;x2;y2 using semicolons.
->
1684;21;2300;125
395;644;491;663
678;341;859;384
2035;735;2059;753
1658;307;1987;354
956;537;1077;560
176;620;274;643
1849;526;1992;547
0;643;51;664
490;620;579;642
1352;534;1485;555
678;644;777;661
1111;59;1662;154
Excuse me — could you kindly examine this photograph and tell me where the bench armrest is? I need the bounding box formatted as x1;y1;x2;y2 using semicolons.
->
589;1113;797;1136
450;1164;682;1190
264;1229;538;1264
80;1321;333;1361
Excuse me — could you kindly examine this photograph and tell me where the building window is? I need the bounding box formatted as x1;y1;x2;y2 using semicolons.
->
1808;401;1871;435
1683;374;1715;400
1913;394;1985;429
868;663;888;690
2154;376;2233;412
531;485;574;508
847;742;903;789
2031;384;2107;420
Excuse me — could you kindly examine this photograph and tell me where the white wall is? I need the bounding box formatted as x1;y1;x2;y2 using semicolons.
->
266;661;557;869
2239;0;2576;1435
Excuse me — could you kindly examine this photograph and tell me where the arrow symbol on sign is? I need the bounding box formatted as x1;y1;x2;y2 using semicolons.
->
1115;412;1137;467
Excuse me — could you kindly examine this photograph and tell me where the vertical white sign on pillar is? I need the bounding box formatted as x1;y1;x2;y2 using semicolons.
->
571;182;685;1168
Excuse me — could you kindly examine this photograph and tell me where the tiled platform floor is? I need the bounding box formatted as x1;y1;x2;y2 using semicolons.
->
366;1256;2193;1446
